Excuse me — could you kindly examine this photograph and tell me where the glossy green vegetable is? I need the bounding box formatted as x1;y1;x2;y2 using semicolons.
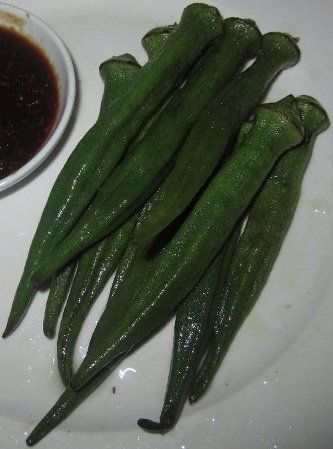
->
33;18;262;283
56;27;174;382
137;248;227;432
189;95;329;402
4;3;222;336
137;215;242;433
25;225;238;445
43;54;141;339
57;216;135;386
133;32;301;247
43;264;75;339
70;96;304;390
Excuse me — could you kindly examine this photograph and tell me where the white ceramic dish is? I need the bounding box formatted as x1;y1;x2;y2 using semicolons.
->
0;1;332;448
0;2;76;193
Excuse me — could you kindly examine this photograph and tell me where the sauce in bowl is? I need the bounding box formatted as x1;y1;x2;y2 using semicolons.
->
0;26;59;180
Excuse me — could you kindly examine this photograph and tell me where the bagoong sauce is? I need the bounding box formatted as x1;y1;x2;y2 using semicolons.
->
0;26;59;181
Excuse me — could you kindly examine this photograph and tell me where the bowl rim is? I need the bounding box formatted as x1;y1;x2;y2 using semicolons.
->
0;1;76;193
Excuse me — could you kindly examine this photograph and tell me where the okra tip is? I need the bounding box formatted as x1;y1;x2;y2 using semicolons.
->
261;32;301;68
3;313;20;338
2;325;11;339
43;326;55;340
296;95;329;137
137;417;171;434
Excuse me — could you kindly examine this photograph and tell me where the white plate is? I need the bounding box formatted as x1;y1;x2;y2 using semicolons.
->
0;1;333;448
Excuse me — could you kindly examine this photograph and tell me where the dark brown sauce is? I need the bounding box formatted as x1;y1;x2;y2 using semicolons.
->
0;26;59;180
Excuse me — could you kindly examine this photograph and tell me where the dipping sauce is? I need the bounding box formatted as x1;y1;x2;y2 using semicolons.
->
0;26;58;180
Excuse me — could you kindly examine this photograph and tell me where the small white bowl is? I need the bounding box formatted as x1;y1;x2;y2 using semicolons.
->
0;2;76;193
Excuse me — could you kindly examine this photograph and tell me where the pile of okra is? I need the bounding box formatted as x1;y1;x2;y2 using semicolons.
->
3;3;329;445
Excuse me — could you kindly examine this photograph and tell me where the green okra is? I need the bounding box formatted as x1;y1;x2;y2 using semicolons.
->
138;218;242;433
43;54;140;339
133;31;302;247
189;95;329;402
56;27;176;385
4;3;222;336
57;216;136;386
43;264;75;339
32;17;262;283
137;249;226;433
70;96;304;390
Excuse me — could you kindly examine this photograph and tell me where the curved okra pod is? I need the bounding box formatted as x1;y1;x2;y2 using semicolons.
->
189;96;329;402
138;219;242;433
4;3;222;336
32;18;262;283
70;96;304;390
137;245;229;433
57;216;136;386
133;32;301;247
43;54;140;339
56;28;176;382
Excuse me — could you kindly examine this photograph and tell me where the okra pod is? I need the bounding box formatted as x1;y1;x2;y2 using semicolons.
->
56;27;177;384
43;54;140;338
189;96;329;402
137;249;226;433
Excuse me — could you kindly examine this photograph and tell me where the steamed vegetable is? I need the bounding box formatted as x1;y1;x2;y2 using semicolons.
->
70;96;304;390
32;17;261;282
189;95;329;402
4;3;223;336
